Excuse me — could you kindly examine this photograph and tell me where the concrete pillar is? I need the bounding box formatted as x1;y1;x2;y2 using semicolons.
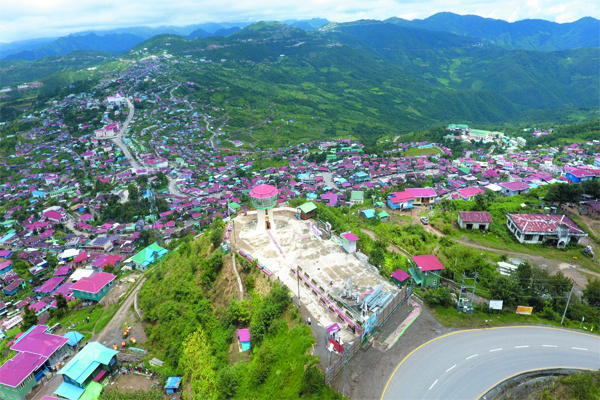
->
267;208;275;231
257;209;265;231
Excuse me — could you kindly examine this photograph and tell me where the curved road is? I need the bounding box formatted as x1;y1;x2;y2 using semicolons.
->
381;327;600;400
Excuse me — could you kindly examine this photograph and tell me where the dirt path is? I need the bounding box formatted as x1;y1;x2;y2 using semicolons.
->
360;228;412;258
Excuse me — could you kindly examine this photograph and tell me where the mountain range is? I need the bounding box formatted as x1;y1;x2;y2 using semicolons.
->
0;18;330;60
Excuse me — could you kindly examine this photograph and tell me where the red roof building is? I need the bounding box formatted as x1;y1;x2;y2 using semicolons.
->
506;213;587;248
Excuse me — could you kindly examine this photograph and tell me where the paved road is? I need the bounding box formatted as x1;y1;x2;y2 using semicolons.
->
381;327;600;400
113;98;140;169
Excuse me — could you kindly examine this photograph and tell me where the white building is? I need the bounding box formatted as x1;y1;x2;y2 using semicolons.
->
506;213;587;248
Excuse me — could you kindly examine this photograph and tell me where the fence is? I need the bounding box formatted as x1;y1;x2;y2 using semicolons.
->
323;283;413;384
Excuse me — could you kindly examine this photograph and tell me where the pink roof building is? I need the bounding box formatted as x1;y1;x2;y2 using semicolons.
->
412;255;445;272
457;187;485;199
36;277;64;295
10;325;69;359
71;272;116;301
0;351;47;389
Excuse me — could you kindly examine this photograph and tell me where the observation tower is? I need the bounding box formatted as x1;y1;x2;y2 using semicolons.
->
249;184;279;231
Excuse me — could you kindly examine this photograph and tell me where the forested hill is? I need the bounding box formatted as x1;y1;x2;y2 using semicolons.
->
4;33;144;61
137;224;340;399
128;20;598;132
385;12;600;51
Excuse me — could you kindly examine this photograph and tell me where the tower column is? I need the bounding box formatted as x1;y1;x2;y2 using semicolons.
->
267;208;275;231
257;209;266;231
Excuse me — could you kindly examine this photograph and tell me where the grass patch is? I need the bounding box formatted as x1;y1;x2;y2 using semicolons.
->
95;303;121;334
429;304;599;334
404;147;441;156
49;303;106;333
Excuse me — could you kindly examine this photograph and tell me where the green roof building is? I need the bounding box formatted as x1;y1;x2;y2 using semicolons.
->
129;243;168;272
297;202;317;220
58;342;118;392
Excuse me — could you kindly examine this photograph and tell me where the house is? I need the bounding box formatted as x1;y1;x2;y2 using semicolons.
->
580;201;600;220
129;243;168;271
238;328;251;351
0;325;70;400
340;232;359;254
10;325;69;368
57;342;118;397
405;188;436;205
457;211;492;230
70;272;116;302
0;352;47;400
566;169;595;183
0;260;13;275
165;377;182;395
378;210;390;222
409;255;445;288
390;269;410;288
387;191;414;210
4;278;25;296
457;187;484;200
506;213;588;248
360;209;376;220
499;181;530;196
63;331;84;350
228;202;241;214
350;191;364;205
36;277;64;296
297;202;317;220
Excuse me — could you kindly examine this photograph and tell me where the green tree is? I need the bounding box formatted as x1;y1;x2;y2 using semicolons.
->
22;306;38;332
55;293;68;316
127;183;140;202
210;228;222;247
489;275;521;308
473;193;489;211
582;279;600;309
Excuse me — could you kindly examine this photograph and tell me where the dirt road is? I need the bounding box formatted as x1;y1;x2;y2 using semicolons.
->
92;277;146;347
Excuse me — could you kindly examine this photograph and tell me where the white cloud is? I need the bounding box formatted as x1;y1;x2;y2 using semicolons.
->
0;0;598;42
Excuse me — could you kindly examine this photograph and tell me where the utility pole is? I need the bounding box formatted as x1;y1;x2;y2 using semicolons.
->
561;281;575;325
341;354;348;398
297;266;301;309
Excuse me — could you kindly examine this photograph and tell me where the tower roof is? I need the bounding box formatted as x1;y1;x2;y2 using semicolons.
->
249;184;279;199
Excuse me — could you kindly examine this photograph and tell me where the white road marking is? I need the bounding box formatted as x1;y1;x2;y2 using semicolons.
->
429;380;438;390
466;354;478;359
489;348;502;352
515;346;529;348
542;345;557;348
572;347;588;351
446;365;456;372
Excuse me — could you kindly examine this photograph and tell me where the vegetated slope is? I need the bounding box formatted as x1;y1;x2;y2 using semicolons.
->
137;229;339;399
331;22;599;110
386;12;600;51
0;50;115;87
4;33;144;61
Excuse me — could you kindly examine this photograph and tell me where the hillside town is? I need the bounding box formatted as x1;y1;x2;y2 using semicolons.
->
0;56;599;400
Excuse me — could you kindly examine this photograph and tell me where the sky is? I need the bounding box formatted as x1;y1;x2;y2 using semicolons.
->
1;0;598;43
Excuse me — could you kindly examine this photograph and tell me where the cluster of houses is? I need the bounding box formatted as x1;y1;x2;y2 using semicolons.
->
0;324;119;400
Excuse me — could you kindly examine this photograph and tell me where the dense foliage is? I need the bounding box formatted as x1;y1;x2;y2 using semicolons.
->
138;228;340;399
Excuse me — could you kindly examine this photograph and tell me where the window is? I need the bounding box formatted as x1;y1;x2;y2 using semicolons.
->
524;234;533;241
432;280;437;286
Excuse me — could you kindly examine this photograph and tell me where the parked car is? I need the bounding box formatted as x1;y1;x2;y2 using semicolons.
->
420;217;429;225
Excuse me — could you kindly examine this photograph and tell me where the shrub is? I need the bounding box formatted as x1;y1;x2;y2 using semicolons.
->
245;275;256;291
423;287;453;308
